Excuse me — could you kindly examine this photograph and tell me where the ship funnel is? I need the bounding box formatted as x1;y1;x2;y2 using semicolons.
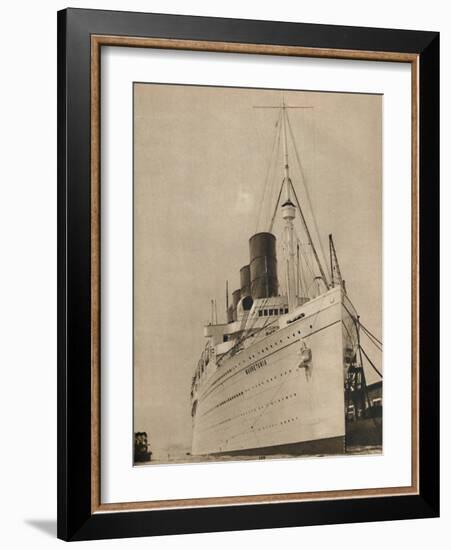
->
232;289;241;308
231;289;241;321
240;265;251;297
249;232;278;299
239;264;253;311
227;305;234;323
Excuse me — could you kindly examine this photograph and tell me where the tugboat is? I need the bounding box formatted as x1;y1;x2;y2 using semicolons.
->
134;431;152;463
191;99;382;458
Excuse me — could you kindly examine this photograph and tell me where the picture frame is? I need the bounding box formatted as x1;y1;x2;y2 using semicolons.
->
57;7;439;541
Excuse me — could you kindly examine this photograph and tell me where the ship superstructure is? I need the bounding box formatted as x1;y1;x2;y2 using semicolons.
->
191;100;382;457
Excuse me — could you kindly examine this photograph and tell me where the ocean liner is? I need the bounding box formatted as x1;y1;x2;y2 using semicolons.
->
191;100;382;458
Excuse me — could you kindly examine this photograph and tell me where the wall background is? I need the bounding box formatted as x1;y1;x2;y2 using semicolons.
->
0;0;447;547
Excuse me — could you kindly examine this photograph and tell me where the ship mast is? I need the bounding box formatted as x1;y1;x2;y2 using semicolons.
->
280;100;298;312
255;98;330;308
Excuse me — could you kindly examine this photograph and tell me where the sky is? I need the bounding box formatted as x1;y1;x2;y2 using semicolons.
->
133;83;382;459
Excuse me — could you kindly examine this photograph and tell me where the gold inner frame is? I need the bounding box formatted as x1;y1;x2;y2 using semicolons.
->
90;35;419;514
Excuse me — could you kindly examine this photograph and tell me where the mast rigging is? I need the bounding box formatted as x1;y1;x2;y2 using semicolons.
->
254;99;330;301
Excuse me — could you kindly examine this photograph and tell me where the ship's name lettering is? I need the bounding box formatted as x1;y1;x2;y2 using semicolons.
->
245;359;267;375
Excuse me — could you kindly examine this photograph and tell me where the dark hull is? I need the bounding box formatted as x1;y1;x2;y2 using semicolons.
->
207;435;345;458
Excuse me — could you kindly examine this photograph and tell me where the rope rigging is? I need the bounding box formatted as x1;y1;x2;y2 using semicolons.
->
255;110;282;233
359;344;383;379
342;301;382;380
286;111;331;281
268;180;284;234
289;180;329;289
360;328;382;353
217;298;279;366
345;296;383;348
360;322;383;348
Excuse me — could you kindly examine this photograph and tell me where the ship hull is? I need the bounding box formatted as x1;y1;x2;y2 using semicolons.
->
208;436;344;457
192;287;350;456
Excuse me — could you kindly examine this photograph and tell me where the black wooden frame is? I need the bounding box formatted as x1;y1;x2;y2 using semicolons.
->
57;8;439;541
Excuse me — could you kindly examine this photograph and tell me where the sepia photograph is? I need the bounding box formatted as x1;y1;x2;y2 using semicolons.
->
133;83;383;465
